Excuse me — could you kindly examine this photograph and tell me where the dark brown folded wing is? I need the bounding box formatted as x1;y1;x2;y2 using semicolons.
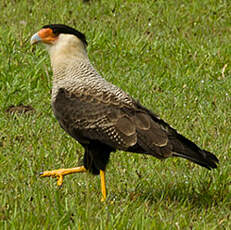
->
52;88;169;158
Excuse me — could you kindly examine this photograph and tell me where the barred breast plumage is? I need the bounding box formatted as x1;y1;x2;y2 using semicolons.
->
52;59;133;108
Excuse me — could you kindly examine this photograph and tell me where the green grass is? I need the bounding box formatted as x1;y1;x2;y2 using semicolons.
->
1;0;231;229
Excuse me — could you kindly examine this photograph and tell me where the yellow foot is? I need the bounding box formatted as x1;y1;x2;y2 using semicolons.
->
40;166;87;186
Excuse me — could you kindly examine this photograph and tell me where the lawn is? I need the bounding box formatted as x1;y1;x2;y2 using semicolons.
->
0;0;231;229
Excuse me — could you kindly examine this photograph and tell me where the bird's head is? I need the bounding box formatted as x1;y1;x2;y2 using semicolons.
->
31;24;88;58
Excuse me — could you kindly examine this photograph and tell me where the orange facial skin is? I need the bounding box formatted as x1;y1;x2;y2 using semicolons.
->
38;28;58;44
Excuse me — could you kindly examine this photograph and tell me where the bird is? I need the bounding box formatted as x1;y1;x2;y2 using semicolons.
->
31;24;218;201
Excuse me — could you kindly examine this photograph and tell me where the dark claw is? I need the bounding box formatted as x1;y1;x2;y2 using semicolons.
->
58;184;63;189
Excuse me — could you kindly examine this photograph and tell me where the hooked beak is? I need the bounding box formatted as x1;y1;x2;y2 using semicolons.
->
31;33;42;45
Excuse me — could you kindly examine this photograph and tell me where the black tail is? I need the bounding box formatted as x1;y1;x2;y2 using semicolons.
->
170;133;219;170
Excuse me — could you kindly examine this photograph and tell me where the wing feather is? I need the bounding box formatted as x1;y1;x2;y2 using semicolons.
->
52;88;169;155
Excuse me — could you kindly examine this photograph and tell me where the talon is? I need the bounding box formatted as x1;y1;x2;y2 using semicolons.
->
38;166;87;187
101;197;106;202
40;170;55;178
57;175;63;186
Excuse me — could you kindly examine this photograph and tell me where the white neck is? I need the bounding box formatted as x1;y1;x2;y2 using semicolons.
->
45;34;88;67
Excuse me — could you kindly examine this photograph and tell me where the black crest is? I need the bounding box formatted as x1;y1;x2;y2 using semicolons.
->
42;24;88;46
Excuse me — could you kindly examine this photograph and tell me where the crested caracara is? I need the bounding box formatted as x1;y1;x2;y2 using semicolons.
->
31;24;218;201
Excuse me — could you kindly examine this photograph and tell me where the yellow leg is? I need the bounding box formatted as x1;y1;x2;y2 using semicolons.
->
40;166;87;186
100;170;106;202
